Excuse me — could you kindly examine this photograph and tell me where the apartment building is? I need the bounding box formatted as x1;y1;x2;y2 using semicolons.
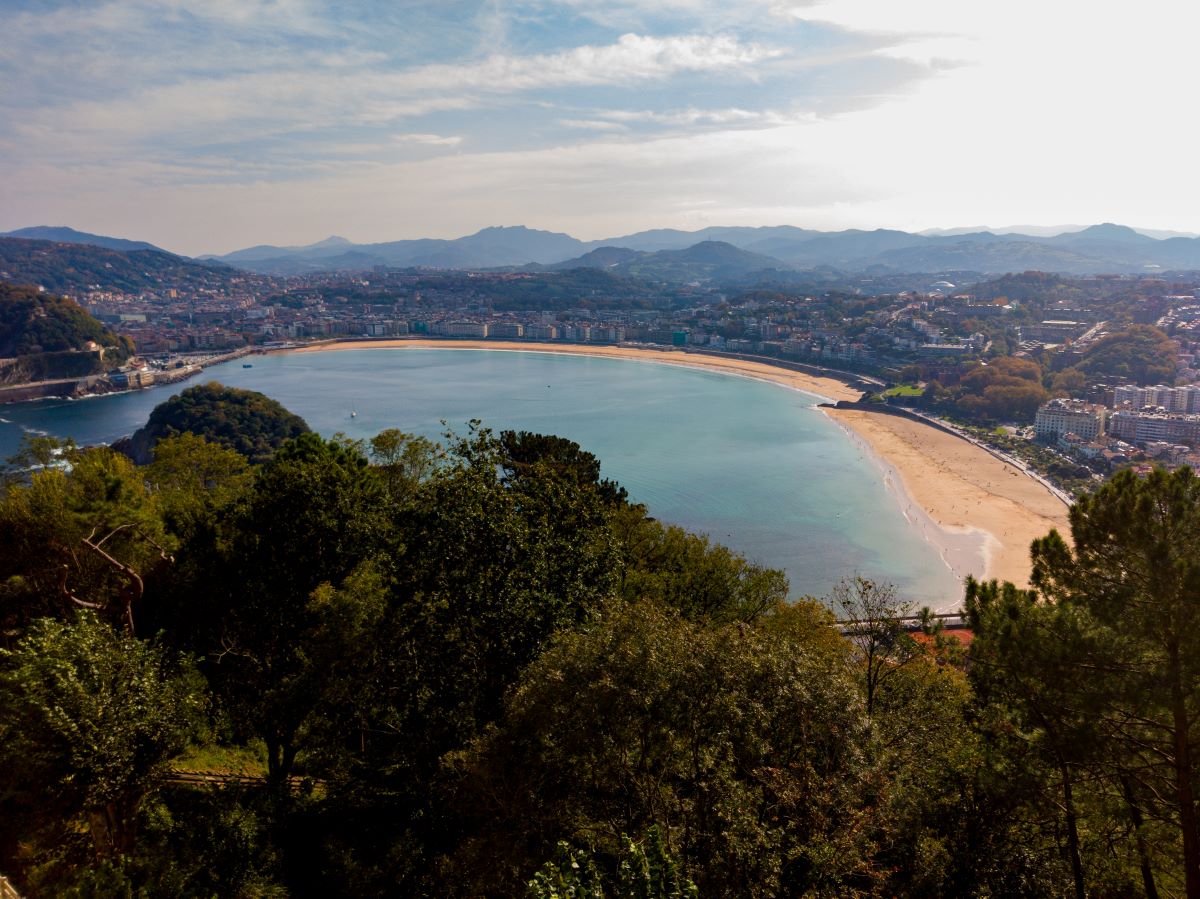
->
1109;410;1200;445
1034;399;1108;441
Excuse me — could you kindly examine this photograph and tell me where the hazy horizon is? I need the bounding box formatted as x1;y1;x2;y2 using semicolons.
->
4;1;1199;256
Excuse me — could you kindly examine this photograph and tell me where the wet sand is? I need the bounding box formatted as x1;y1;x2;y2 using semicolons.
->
826;408;1070;589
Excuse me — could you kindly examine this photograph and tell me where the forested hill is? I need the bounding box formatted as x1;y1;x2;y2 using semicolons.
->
0;237;247;294
123;381;311;464
0;281;131;360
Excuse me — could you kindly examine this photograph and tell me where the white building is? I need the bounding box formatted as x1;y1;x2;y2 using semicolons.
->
1035;399;1108;441
1109;410;1200;445
1112;384;1200;413
439;321;489;338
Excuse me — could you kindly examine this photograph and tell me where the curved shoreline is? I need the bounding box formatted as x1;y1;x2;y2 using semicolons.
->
278;339;1070;591
282;339;865;404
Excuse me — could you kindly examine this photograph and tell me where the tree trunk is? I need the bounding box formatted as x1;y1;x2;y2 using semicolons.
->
86;793;140;860
1060;760;1085;899
266;735;297;792
1122;775;1159;899
1170;645;1200;898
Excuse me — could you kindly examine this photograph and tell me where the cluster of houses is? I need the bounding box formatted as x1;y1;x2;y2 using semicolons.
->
1034;393;1200;472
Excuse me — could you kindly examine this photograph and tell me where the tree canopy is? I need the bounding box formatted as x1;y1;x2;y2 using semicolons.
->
125;381;310;464
1076;324;1178;385
3;391;1200;897
0;281;132;360
946;355;1049;421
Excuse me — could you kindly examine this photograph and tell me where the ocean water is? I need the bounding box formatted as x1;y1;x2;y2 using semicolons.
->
0;348;963;604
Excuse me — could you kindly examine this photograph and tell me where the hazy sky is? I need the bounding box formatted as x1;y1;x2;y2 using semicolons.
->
2;0;1198;255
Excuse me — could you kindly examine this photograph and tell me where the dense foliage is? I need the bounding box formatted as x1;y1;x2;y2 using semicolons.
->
125;381;310;463
0;237;243;294
1076;324;1178;385
0;281;131;360
1;393;1198;897
935;355;1049;421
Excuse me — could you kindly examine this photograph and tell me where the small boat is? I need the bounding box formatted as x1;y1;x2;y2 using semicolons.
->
350;410;357;418
242;363;253;368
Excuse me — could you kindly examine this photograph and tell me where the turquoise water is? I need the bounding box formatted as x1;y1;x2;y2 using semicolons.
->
0;348;962;603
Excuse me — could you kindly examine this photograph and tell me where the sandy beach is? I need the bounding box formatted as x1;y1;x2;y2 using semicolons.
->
825;409;1070;589
283;339;1070;591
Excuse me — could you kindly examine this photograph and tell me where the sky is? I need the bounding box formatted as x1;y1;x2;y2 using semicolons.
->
2;0;1199;255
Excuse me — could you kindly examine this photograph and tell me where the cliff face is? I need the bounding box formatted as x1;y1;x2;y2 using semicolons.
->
0;349;107;385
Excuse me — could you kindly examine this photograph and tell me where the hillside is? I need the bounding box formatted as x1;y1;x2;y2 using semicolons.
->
124;381;311;464
552;240;792;283
0;237;247;294
0;226;166;253
0;282;128;357
0;282;134;387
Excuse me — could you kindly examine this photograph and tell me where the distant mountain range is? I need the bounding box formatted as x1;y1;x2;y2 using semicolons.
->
192;222;1200;279
8;222;1200;281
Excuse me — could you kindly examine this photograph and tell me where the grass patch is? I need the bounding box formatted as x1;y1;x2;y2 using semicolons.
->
172;742;268;777
883;384;923;397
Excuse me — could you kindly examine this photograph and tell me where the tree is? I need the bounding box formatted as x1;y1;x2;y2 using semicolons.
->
447;601;870;898
610;506;788;624
0;446;174;639
499;430;628;505
142;433;252;537
832;576;920;718
1026;467;1200;896
526;842;605;899
1050;367;1086;398
947;356;1049;422
352;428;621;785
961;467;1200;895
0;282;130;361
965;579;1103;899
183;432;391;788
0;613;204;866
368;428;440;500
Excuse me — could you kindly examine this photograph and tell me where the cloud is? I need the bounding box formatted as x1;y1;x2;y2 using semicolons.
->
600;107;795;127
392;133;465;147
389;33;780;94
29;0;1200;251
2;29;780;167
558;119;629;132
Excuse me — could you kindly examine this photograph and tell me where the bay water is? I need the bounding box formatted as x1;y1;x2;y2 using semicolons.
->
0;348;963;603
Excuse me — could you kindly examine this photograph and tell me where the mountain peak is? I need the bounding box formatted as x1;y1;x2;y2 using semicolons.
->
1075;223;1144;240
307;235;351;248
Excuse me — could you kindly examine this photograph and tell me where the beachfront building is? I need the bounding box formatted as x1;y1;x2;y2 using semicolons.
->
1034;399;1108;442
488;322;524;339
1109;410;1200;446
439;321;489;338
1112;383;1200;413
